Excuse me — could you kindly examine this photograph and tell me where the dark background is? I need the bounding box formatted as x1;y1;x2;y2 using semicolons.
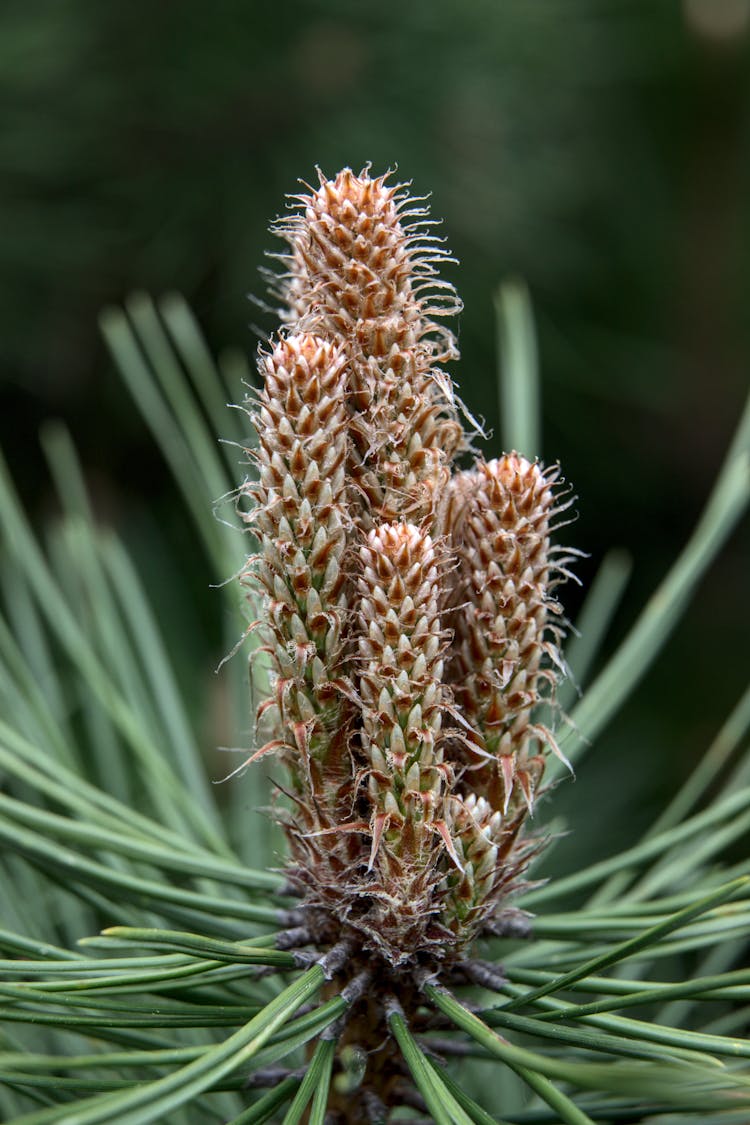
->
1;0;748;862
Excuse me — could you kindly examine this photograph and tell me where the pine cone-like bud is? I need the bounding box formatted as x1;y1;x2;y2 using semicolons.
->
444;454;565;814
272;167;464;529
440;794;534;945
241;334;352;795
273;167;460;361
357;523;450;868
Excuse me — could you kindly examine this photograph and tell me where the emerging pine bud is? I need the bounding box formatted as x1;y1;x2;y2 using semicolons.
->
272;167;464;530
241;334;352;797
357;523;449;869
273;167;460;362
440;794;528;943
443;454;567;815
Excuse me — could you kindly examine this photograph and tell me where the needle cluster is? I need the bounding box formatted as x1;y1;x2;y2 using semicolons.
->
240;167;572;969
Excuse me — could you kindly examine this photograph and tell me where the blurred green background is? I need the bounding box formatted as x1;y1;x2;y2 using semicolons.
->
1;0;748;866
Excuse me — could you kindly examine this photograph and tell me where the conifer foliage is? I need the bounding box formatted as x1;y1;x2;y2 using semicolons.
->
1;168;748;1125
